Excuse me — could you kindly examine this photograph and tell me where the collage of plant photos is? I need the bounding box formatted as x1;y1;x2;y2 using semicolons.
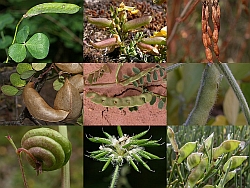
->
0;0;250;188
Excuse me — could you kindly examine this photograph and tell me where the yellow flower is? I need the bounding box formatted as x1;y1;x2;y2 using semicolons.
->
117;2;139;14
153;26;167;37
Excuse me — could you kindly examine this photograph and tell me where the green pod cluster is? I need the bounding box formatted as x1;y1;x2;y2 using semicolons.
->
21;128;72;171
177;142;197;164
187;152;203;171
23;3;81;18
187;158;208;188
86;92;152;108
223;156;248;172
213;140;241;159
184;63;222;126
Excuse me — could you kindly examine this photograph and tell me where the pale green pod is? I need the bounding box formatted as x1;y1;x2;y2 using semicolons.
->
187;158;208;188
187;152;203;171
213;140;241;159
217;170;236;188
23;3;81;18
223;156;248;172
21;128;72;171
177;142;197;164
102;157;112;171
198;132;214;152
122;16;152;32
87;17;112;28
141;37;166;45
203;185;214;188
167;127;178;152
184;63;222;126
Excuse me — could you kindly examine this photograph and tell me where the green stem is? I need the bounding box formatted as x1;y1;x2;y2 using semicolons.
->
167;63;185;73
110;164;120;188
58;126;70;188
215;63;250;125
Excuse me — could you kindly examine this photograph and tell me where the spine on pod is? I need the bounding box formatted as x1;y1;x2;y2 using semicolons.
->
21;128;72;172
184;63;222;126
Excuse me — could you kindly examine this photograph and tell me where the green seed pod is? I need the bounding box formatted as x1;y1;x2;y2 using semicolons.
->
141;37;166;45
217;170;236;188
167;127;178;152
23;3;81;18
187;158;208;188
187;152;203;171
122;16;152;32
177;142;197;164
223;156;248;172
87;17;112;28
203;185;214;188
213;140;241;159
21;128;72;171
184;63;222;126
198;132;214;152
101;157;112;171
87;137;112;145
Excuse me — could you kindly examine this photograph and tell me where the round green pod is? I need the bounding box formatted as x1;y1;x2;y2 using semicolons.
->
184;63;222;126
21;128;72;171
177;142;197;164
187;152;203;171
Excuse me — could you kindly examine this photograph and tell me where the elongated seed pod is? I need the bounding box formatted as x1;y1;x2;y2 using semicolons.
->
22;82;69;122
21;128;72;171
90;37;120;49
23;3;80;18
55;63;83;74
177;142;196;164
223;156;248;172
68;74;83;93
141;37;166;45
184;64;221;125
137;42;159;55
54;78;82;121
205;48;213;62
87;17;112;28
122;16;152;32
187;152;203;171
213;140;241;159
167;127;178;152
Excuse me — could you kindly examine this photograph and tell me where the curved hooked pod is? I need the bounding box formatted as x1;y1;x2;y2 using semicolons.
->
21;128;72;172
22;82;69;122
86;92;152;108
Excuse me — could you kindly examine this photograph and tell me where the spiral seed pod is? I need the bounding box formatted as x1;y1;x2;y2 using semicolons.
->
177;142;196;164
23;82;69;122
54;78;82;121
55;63;83;74
21;128;72;172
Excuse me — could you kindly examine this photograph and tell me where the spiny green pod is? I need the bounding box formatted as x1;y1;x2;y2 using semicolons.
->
86;92;153;108
187;158;208;188
122;16;152;32
187;152;203;171
223;156;248;172
177;142;197;164
167;127;178;152
213;140;241;159
23;3;81;18
141;37;166;45
217;170;236;188
21;128;72;172
184;63;222;126
198;132;214;152
87;17;112;28
87;136;112;145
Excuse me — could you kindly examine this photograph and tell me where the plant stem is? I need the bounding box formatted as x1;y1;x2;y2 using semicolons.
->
110;164;120;188
167;63;185;73
58;126;70;188
215;63;250;125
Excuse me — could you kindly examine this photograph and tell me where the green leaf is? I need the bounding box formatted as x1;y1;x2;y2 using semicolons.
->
0;13;15;30
10;73;26;87
158;99;164;109
123;74;130;79
53;77;64;91
132;67;140;74
150;95;156;105
0;35;12;49
16;63;33;74
87;73;94;84
8;43;26;62
32;63;47;71
20;70;36;79
26;33;50;59
139;77;144;85
1;85;19;96
146;73;152;83
153;70;158;80
132;81;138;87
159;67;164;77
16;26;30;43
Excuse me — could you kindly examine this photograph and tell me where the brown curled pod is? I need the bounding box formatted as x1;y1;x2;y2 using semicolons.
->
202;33;208;48
205;48;213;62
212;29;219;43
22;82;69;122
68;74;83;93
207;25;213;38
55;63;83;74
54;78;82;121
213;43;219;57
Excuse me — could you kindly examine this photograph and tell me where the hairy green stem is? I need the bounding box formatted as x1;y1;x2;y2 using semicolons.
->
59;126;70;188
167;63;185;73
110;164;120;188
215;63;250;125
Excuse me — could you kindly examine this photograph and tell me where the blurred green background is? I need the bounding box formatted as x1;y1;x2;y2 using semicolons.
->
0;0;83;63
0;126;83;188
84;126;166;188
